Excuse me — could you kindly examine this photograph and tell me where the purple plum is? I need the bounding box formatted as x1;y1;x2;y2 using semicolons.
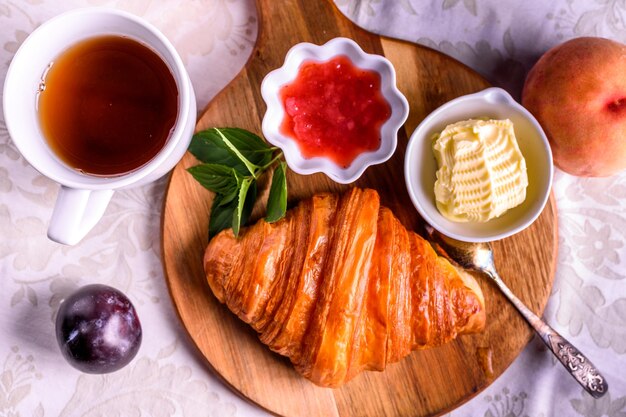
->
55;284;142;373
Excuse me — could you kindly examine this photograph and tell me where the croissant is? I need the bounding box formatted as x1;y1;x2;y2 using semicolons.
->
204;188;485;387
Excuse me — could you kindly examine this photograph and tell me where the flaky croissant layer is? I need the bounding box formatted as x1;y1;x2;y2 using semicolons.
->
204;188;485;387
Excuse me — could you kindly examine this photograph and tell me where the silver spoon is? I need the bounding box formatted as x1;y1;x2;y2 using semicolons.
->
425;225;608;398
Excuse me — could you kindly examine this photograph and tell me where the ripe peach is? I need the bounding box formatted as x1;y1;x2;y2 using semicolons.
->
522;37;626;177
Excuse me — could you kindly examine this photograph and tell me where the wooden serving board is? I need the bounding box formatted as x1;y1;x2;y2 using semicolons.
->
162;1;558;416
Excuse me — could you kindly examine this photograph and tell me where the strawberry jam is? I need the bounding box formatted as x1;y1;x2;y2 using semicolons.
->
279;55;391;168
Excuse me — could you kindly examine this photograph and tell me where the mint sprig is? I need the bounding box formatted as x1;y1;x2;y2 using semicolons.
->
187;127;287;238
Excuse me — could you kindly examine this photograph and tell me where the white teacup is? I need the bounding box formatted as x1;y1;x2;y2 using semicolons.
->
3;8;196;245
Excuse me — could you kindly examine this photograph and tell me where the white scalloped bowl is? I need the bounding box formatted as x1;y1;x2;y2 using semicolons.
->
404;87;553;242
261;37;409;184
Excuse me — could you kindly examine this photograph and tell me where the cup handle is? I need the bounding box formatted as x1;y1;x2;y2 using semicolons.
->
47;186;114;245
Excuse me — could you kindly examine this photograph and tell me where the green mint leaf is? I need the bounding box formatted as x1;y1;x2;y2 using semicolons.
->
188;130;249;174
218;128;274;163
242;181;257;229
209;194;236;239
217;186;239;207
187;164;241;195
214;128;261;177
265;161;288;223
232;177;254;237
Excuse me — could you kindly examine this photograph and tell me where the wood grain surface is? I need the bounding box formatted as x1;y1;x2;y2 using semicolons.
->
161;1;558;416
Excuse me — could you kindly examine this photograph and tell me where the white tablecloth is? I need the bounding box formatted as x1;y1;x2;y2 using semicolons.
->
1;1;624;416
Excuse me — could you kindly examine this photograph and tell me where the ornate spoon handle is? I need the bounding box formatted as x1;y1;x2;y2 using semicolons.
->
488;269;608;398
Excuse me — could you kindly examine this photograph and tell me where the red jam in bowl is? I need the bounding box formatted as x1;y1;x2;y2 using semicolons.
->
279;55;391;168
